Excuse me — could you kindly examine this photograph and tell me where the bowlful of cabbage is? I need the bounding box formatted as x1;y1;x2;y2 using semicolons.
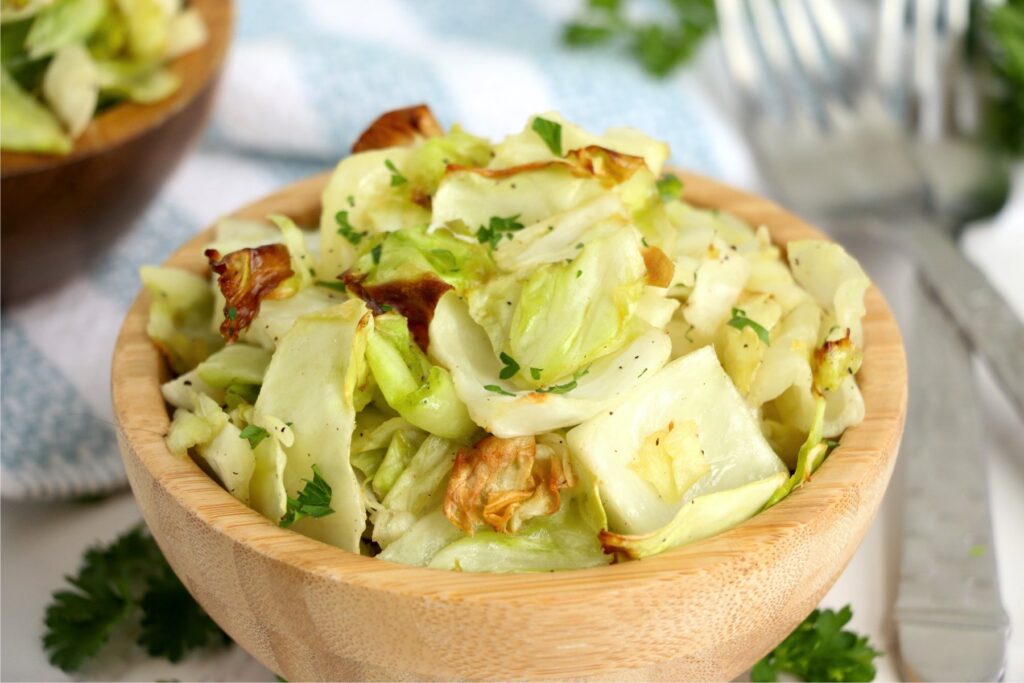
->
1;0;207;154
138;106;876;573
115;105;905;679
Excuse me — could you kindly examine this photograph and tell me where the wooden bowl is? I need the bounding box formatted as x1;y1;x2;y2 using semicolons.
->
112;171;907;681
0;0;233;302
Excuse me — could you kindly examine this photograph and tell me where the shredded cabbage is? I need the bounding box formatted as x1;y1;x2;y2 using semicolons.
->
144;108;871;572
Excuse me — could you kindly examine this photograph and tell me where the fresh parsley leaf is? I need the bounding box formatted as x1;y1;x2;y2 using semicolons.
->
727;307;771;345
531;117;563;156
43;526;228;673
346;194;355;208
316;280;348;293
280;464;334;528
335;211;366;245
483;384;516;397
476;214;524;249
562;0;716;78
371;243;383;265
751;605;881;683
538;367;590;394
498;352;520;380
226;306;238;321
239;424;269;449
385;159;407;186
530;367;543;380
44;576;133;672
656;173;684;201
138;565;231;663
576;269;582;278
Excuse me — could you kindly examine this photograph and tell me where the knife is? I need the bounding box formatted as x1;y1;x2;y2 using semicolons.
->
894;276;1010;682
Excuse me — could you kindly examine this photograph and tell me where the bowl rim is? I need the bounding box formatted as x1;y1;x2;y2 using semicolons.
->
112;169;907;601
0;0;233;177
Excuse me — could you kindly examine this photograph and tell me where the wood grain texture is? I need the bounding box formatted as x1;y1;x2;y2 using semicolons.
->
112;171;907;681
0;0;233;302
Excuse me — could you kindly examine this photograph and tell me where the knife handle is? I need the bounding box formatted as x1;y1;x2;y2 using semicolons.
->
905;220;1024;420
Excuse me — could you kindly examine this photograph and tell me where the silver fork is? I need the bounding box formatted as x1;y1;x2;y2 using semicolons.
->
716;1;1010;680
716;0;1024;419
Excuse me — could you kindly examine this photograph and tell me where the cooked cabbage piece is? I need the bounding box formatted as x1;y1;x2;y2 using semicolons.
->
1;0;205;153
143;107;871;572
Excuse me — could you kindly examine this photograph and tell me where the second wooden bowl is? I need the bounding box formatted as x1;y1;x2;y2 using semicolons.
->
112;171;907;681
0;0;233;302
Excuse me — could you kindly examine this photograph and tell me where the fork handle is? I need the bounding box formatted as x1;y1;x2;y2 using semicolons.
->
902;220;1024;419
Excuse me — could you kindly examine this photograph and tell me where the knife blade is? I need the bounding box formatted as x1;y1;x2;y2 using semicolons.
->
894;276;1010;682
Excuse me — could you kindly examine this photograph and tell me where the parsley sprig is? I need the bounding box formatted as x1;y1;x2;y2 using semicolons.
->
531;116;563;156
563;0;716;77
335;210;367;245
498;352;521;380
752;605;882;682
476;214;525;249
385;159;407;186
43;526;229;673
280;464;335;527
239;424;269;448
538;366;590;394
727;307;771;345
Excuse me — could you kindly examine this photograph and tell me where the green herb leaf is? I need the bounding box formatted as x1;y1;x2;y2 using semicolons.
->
656;173;684;201
346;194;355;207
316;280;348;293
498;352;521;380
335;211;366;245
371;243;383;265
43;526;228;673
751;605;882;682
538;367;590;394
531;116;563;156
483;384;516;397
476;214;524;249
279;464;334;528
226;306;237;321
727;307;771;345
385;159;407;186
138;565;230;662
238;424;269;449
530;367;543;380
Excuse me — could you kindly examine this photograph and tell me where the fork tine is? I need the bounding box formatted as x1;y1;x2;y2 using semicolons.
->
774;0;853;128
715;0;765;111
877;0;909;107
913;0;943;139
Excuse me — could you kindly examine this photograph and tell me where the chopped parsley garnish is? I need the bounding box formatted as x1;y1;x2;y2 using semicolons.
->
576;270;582;278
530;367;543;380
727;307;771;345
43;526;228;673
279;464;334;528
476;214;525;249
239;424;269;448
346;195;355;207
531;116;563;156
316;280;348;293
641;236;650;247
484;384;516;397
371;243;383;265
226;306;237;321
656;173;684;201
538;367;590;394
751;605;881;682
385;159;407;186
498;352;521;380
335;211;366;245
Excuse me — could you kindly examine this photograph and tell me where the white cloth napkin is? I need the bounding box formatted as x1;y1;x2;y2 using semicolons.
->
2;0;1020;500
